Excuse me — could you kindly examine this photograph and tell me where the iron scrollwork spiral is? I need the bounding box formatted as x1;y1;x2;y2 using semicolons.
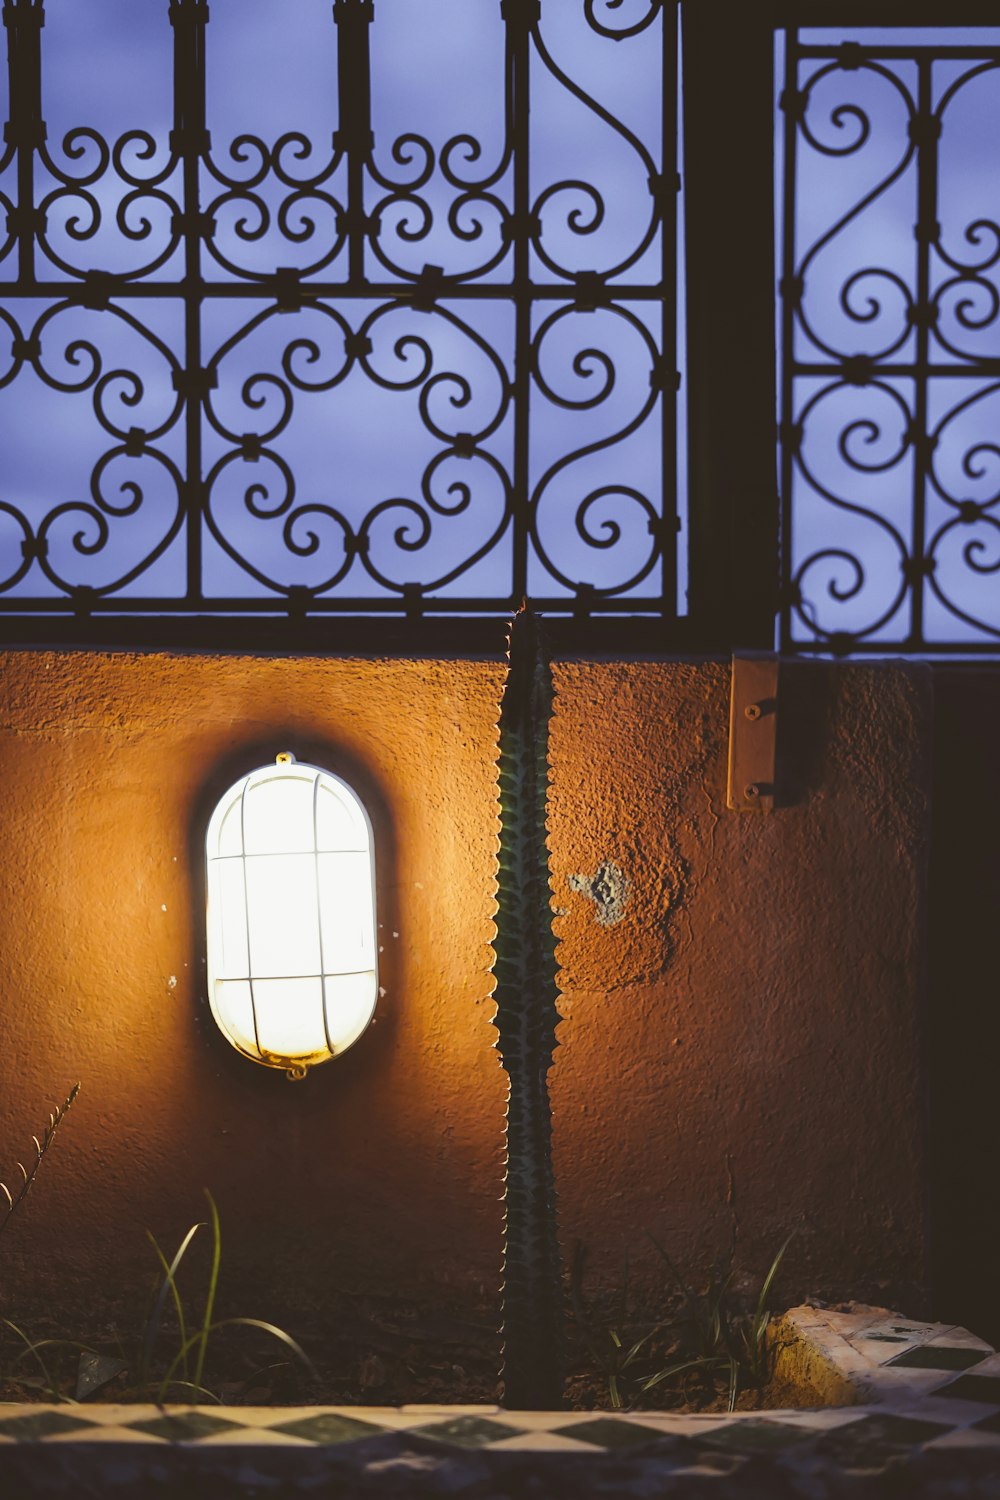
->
0;0;672;623
781;31;1000;651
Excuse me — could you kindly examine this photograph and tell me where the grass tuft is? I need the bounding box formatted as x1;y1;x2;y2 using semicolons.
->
571;1232;795;1412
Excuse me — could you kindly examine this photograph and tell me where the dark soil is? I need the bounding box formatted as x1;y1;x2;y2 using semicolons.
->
0;1287;796;1413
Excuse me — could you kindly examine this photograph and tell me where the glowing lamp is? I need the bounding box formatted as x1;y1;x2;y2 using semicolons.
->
205;753;378;1078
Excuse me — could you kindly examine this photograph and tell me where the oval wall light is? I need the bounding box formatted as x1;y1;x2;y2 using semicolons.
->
205;753;378;1078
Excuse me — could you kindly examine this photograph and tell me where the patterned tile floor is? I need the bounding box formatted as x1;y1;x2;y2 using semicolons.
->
0;1306;999;1491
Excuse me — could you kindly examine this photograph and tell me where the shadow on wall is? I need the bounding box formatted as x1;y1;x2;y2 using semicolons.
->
774;660;838;809
928;670;1000;1349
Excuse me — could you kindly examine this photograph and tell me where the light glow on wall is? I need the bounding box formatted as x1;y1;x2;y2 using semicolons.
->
205;753;378;1076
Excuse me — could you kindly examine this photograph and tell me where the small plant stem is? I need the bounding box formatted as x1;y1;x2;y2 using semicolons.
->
192;1190;221;1391
143;1228;198;1386
0;1084;80;1241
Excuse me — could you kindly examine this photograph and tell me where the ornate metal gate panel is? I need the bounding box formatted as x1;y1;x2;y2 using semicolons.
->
780;26;1000;653
0;0;675;635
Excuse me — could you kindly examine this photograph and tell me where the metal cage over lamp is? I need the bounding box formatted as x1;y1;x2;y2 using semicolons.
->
205;753;378;1078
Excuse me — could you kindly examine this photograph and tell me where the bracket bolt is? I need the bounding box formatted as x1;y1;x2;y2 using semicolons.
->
745;703;762;721
744;783;760;800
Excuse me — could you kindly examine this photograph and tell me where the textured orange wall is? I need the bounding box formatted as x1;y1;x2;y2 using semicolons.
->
0;651;931;1364
548;660;930;1314
0;652;508;1359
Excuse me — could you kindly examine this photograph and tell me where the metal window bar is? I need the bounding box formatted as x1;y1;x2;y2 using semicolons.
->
237;773;262;1059
779;24;1000;654
311;770;334;1058
0;0;679;646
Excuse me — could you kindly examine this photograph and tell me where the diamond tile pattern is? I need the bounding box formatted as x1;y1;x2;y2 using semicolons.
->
414;1415;520;1448
700;1419;817;1453
890;1345;988;1371
127;1412;245;1442
0;1308;995;1478
551;1417;665;1449
269;1413;390;1445
934;1373;1000;1404
819;1414;954;1468
0;1410;94;1441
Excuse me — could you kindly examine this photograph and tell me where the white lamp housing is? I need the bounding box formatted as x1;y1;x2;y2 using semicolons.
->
205;753;378;1076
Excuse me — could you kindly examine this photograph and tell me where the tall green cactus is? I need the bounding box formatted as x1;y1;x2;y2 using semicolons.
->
492;605;563;1409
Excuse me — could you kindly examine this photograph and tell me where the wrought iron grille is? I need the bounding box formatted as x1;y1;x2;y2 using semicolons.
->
0;0;675;639
780;26;1000;654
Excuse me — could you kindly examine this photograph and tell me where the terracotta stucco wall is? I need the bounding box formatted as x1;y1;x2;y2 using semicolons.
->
0;651;931;1380
549;659;930;1317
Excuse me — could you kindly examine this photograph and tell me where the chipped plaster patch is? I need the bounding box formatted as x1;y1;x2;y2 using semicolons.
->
567;862;628;926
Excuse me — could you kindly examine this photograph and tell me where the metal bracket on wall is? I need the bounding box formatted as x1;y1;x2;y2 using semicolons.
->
727;654;779;813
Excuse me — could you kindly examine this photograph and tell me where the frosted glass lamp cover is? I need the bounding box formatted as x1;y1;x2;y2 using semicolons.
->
205;753;378;1075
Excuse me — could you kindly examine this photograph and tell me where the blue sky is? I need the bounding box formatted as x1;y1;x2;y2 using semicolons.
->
5;6;997;648
0;0;670;613
779;26;1000;648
